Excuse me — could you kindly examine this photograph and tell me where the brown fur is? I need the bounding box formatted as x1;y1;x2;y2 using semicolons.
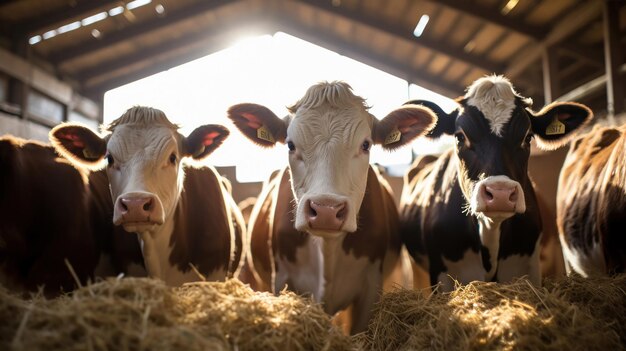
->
557;124;626;274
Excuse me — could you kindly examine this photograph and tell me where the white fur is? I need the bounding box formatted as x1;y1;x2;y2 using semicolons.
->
274;235;325;301
478;218;502;281
497;237;542;285
289;109;371;234
560;234;606;277
437;249;484;292
466;75;517;137
105;120;217;286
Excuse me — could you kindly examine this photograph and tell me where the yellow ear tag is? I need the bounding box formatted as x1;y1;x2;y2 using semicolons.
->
257;124;275;143
546;117;566;136
384;127;402;145
82;148;98;160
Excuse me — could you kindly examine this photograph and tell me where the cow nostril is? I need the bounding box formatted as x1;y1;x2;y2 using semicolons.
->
509;188;518;202
143;199;152;211
484;187;494;201
336;205;347;220
307;201;317;217
120;201;128;211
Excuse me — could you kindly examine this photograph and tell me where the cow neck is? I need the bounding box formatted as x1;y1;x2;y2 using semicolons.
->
137;194;179;281
477;217;501;281
319;233;347;289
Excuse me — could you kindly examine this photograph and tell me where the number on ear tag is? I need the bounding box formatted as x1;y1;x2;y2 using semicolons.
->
384;127;402;145
546;118;565;136
257;125;275;143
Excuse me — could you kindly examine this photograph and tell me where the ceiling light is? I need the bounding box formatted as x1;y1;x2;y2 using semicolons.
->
81;11;108;26
155;4;164;14
56;21;81;34
126;0;152;10
501;0;519;15
28;35;42;45
109;6;124;16
91;29;101;38
42;29;57;40
413;15;429;38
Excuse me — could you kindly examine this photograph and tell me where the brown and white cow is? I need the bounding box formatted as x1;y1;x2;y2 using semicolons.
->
557;123;626;276
0;136;144;296
227;81;435;333
49;106;245;286
400;75;592;291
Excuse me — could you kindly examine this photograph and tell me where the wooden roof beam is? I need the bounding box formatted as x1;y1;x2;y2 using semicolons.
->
294;0;504;74
505;1;602;80
76;17;269;82
272;15;465;98
49;0;238;64
14;0;121;38
424;0;546;40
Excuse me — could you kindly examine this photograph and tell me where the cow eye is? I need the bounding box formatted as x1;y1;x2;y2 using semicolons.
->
287;141;296;152
455;132;466;144
106;153;114;166
362;140;371;152
169;153;177;164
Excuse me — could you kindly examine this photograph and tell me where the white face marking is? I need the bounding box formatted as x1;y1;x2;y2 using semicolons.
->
438;249;484;292
465;75;517;137
288;102;373;235
106;124;183;232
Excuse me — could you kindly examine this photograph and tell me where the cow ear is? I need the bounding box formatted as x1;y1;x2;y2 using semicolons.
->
373;104;437;150
530;102;593;150
183;124;229;160
406;99;458;138
227;103;288;147
49;123;107;168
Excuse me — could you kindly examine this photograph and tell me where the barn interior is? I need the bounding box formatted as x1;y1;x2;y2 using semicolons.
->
1;1;625;348
1;0;625;211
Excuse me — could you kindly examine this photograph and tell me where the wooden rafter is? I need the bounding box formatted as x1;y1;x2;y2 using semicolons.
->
49;0;238;64
505;1;602;80
294;0;504;74
424;0;546;40
273;15;465;97
14;0;121;37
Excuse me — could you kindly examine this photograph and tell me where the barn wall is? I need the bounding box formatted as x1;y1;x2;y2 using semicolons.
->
0;112;50;141
0;47;101;141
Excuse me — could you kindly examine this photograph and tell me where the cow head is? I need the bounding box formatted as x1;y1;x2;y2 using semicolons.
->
413;75;592;222
50;106;229;233
228;81;435;237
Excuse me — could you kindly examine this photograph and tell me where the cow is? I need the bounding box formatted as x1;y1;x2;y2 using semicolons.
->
0;136;144;296
400;75;592;291
49;106;245;286
227;81;436;333
557;123;626;276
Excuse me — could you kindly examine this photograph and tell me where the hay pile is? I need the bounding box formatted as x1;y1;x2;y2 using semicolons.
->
356;275;626;351
0;278;353;351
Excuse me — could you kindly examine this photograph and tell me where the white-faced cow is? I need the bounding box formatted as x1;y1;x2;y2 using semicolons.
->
557;123;626;276
400;75;592;291
50;106;245;286
227;81;435;333
0;136;144;296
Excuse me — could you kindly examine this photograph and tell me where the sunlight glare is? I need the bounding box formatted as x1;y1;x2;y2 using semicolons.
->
104;32;455;182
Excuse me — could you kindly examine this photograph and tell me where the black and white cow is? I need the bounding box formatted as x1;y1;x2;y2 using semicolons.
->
400;75;592;291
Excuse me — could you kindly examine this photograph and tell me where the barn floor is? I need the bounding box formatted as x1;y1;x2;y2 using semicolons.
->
1;275;625;351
